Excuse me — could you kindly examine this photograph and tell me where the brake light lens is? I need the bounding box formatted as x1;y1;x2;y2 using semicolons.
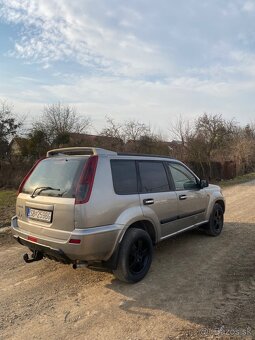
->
28;236;38;243
75;155;98;204
17;158;45;195
69;239;81;244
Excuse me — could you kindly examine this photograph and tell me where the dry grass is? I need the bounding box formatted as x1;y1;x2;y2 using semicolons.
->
216;172;255;187
0;190;16;228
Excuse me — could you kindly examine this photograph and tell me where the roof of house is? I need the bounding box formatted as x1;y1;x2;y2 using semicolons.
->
9;137;28;147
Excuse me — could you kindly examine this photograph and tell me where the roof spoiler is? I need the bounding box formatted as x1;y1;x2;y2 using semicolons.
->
47;147;117;157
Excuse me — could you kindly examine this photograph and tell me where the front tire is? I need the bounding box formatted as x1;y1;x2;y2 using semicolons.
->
203;203;224;236
113;228;153;283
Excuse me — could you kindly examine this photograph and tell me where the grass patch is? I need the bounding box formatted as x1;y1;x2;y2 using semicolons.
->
0;190;16;207
216;172;255;187
0;190;16;228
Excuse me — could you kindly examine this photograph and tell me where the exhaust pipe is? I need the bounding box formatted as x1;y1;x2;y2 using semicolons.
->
72;261;88;269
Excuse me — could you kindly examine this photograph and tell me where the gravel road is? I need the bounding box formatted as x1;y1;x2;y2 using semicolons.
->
0;182;254;340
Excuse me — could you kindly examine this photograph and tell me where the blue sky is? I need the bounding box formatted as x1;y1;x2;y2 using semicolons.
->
0;0;255;135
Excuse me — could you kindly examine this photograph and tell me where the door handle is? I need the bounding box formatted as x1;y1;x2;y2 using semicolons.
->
179;195;187;200
143;198;154;205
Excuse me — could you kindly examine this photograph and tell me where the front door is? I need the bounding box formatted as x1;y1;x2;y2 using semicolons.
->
166;162;209;231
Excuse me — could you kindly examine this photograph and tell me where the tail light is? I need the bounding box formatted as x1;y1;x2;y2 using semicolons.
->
75;155;98;204
17;158;45;195
69;238;81;244
28;235;38;243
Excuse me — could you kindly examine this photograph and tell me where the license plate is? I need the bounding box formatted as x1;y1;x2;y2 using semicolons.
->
27;208;52;223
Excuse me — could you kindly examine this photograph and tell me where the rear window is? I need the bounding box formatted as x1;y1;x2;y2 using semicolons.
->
111;160;138;195
22;157;87;198
138;161;170;193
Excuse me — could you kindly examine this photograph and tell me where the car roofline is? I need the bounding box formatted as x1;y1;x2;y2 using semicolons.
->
116;152;176;161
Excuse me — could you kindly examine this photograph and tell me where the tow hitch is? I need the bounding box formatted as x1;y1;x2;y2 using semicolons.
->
23;250;43;263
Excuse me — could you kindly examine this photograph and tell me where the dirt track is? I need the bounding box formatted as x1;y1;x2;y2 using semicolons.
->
0;182;254;340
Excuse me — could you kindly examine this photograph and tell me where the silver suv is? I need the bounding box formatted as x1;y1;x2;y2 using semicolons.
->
11;147;225;283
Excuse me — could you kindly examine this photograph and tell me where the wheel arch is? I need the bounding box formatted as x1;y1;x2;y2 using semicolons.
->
104;219;157;270
215;199;225;213
127;219;157;245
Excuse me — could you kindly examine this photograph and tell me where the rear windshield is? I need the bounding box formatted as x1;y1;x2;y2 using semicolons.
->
22;157;87;198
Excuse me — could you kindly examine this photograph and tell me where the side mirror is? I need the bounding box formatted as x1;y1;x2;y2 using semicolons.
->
200;179;209;189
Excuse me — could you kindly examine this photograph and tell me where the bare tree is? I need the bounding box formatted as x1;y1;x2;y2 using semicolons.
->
0;100;23;163
33;103;91;146
101;116;124;141
0;100;22;140
247;121;255;138
229;125;255;175
189;113;237;178
124;119;156;153
169;115;192;146
100;116;168;154
195;114;236;155
169;113;240;178
168;115;193;161
100;116;125;150
124;120;151;142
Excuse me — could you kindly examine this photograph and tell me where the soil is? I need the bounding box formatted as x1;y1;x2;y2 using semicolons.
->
0;182;254;339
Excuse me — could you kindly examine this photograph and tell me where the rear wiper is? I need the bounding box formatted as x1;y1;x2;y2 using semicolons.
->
58;190;70;197
31;186;60;198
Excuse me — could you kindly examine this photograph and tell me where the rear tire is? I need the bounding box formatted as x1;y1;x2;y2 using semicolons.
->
113;228;153;283
203;203;224;236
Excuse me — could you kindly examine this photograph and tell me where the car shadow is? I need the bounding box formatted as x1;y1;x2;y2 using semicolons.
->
106;222;255;332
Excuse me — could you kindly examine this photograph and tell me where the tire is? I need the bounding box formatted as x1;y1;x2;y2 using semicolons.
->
203;203;224;236
113;228;153;283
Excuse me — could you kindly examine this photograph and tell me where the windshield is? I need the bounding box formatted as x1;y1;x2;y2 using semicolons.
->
22;157;87;198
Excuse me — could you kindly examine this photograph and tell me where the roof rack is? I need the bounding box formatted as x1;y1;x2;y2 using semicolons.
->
47;147;117;157
117;152;175;160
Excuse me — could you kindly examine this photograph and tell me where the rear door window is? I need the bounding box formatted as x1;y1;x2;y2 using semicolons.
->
22;157;87;198
138;161;170;193
111;160;138;195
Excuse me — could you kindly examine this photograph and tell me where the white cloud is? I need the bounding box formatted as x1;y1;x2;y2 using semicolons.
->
1;0;255;82
1;74;255;135
0;0;172;77
1;0;255;131
242;1;255;12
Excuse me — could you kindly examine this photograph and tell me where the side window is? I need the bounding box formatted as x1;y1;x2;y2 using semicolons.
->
168;163;198;191
138;161;170;193
111;160;138;195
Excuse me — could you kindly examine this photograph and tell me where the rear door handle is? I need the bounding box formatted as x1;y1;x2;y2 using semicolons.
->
143;198;154;205
179;195;187;200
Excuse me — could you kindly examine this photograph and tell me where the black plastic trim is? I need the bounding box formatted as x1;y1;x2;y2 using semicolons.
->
160;216;179;224
117;152;176;160
160;209;206;225
14;236;73;264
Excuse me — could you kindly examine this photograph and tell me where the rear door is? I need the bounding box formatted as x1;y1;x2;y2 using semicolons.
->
17;157;87;235
166;162;209;230
138;160;179;238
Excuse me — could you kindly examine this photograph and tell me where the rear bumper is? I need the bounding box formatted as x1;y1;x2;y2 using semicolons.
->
11;216;123;261
14;235;73;264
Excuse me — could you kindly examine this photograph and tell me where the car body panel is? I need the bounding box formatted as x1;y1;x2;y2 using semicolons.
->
16;193;76;234
204;184;225;219
139;191;180;238
12;215;122;261
174;188;209;229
